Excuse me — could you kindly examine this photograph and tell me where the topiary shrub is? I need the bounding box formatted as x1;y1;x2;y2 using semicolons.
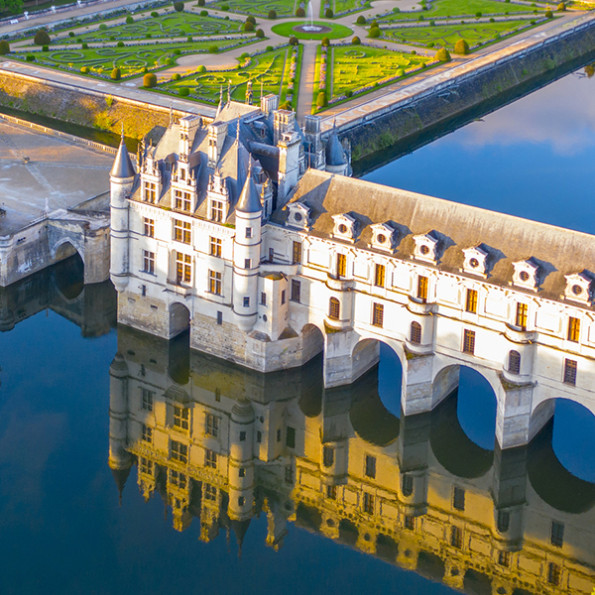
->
246;15;256;24
545;9;553;17
352;35;361;45
172;72;181;80
209;44;219;53
69;31;75;37
0;40;11;54
111;67;121;80
356;15;365;24
434;47;451;62
325;8;333;17
289;36;298;45
178;87;189;96
475;11;482;18
200;10;207;15
173;1;184;11
80;65;89;73
126;15;133;24
256;28;265;38
151;11;158;17
268;9;276;18
296;7;305;17
143;72;157;87
117;40;124;47
26;54;35;62
244;21;254;31
99;23;107;30
368;25;380;38
34;29;50;46
266;45;273;51
345;89;352;97
321;36;330;47
187;35;193;42
316;90;327;108
557;1;565;9
82;42;88;49
454;38;469;55
197;64;206;73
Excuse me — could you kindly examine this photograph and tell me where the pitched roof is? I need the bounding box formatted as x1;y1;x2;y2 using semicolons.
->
236;162;262;214
326;130;346;166
273;170;595;303
110;138;135;179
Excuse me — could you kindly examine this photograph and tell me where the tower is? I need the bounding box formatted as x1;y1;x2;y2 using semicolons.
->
233;160;262;332
109;135;135;293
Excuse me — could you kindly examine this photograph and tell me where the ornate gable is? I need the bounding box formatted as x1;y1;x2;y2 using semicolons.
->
512;259;540;291
564;271;593;305
412;233;439;264
370;222;396;253
332;213;357;242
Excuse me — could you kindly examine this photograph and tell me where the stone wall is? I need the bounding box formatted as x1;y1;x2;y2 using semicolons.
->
0;70;187;139
338;17;595;165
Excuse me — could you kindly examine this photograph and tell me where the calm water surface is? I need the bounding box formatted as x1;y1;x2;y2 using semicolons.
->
0;68;594;594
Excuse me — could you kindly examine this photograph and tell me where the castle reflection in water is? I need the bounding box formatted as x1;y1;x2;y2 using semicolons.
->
109;326;594;595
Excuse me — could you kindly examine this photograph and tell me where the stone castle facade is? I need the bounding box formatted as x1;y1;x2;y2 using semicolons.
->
110;98;595;450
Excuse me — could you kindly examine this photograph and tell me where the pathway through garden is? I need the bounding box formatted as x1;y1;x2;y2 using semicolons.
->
296;42;318;122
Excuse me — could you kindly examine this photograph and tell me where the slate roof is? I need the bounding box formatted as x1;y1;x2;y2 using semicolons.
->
110;138;135;179
273;169;595;304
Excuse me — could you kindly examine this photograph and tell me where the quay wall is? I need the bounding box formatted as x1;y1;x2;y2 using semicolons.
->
0;69;193;138
333;15;595;163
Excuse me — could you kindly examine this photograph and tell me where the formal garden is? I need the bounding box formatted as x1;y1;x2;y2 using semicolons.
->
209;0;298;17
156;44;302;109
271;20;352;39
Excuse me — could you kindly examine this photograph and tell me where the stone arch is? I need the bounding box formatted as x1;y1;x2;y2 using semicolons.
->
52;247;84;301
527;418;595;513
168;301;190;338
300;322;324;365
529;397;595;483
52;238;84;264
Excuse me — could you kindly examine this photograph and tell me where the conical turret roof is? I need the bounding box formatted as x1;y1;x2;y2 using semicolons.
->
236;160;261;214
326;121;347;167
110;137;135;179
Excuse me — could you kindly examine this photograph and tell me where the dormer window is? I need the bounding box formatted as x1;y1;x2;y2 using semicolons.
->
370;223;395;252
209;199;224;223
462;246;488;277
564;272;593;305
287;203;310;230
412;233;439;264
512;260;539;291
332;214;357;242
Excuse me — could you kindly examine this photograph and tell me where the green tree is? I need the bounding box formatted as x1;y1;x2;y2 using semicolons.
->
296;7;305;17
434;47;451;62
454;39;469;55
143;72;157;87
316;90;327;108
325;8;333;17
368;25;380;38
268;9;276;18
321;36;330;46
34;29;50;46
111;67;121;80
173;1;184;11
0;40;10;55
356;15;365;25
256;28;265;38
351;35;361;45
0;0;23;14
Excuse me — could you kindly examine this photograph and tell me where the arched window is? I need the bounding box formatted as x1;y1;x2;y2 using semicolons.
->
329;297;340;320
410;322;422;344
508;350;521;375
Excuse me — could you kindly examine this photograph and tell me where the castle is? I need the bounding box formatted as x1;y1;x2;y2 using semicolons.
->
110;98;595;451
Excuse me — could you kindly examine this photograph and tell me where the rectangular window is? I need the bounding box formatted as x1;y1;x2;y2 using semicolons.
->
465;289;478;313
143;181;156;204
563;359;577;385
143;217;154;237
450;526;462;548
239;467;245;478
260;292;267;306
453;486;465;511
291;280;301;303
497;510;510;532
239;431;246;442
551;521;564;547
173;219;191;244
143;250;155;274
244;258;251;270
208;270;222;295
170;440;188;463
326;484;337;499
141;424;152;443
402;475;413;497
204;484;217;501
245;227;252;239
209;200;224;222
139;457;153;475
417;276;428;301
547;563;560;586
174;189;192;212
336;253;346;278
363;492;374;514
374;263;385;287
173;405;189;431
404;515;415;530
567;317;580;342
175;252;192;285
205;449;217;469
372;303;384;327
286;426;295;449
292;241;302;264
498;551;510;567
323;446;334;467
216;311;223;325
169;470;187;489
209;236;222;257
268;248;274;262
285;465;293;484
515;302;528;329
238;496;245;506
141;388;154;411
463;329;475;355
256;431;262;443
329;298;340;320
365;455;376;479
243;297;250;308
205;413;219;437
281;290;286;305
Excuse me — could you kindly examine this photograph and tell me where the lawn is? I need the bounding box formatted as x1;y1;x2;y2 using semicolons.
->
55;12;244;42
320;0;370;16
378;0;535;23
157;45;302;108
10;38;255;79
209;0;298;17
326;45;431;101
381;18;540;49
271;21;353;40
